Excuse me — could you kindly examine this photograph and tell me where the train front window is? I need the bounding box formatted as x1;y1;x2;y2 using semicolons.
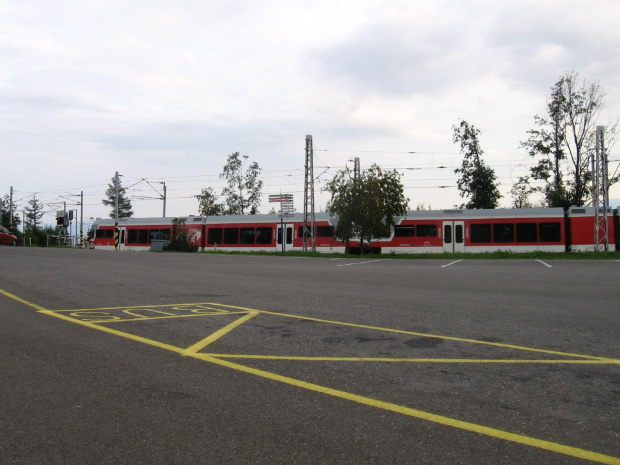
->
540;222;561;242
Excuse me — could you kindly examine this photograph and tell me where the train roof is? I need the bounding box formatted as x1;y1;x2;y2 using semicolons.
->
91;212;336;227
396;207;566;222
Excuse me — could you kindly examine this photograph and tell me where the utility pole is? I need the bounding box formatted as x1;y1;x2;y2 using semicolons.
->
354;157;360;179
593;126;609;252
80;190;84;247
303;135;316;252
162;182;167;217
9;186;13;231
114;171;119;251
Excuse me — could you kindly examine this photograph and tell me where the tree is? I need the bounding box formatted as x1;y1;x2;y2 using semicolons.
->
1;194;21;230
521;71;617;209
196;187;224;216
220;152;263;215
25;195;45;231
452;120;501;209
325;164;408;254
162;218;198;252
510;176;535;209
102;174;133;219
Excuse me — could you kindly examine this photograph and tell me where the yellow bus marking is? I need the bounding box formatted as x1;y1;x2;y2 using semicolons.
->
189;352;620;465
1;289;618;464
183;311;259;355
199;354;619;364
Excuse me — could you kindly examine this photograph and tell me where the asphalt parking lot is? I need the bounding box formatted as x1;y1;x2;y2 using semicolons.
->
1;248;619;464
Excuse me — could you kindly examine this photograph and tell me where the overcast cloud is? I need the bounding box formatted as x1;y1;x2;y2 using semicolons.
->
2;0;619;226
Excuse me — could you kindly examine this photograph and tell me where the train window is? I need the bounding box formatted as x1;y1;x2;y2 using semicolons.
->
539;222;561;242
98;229;114;239
287;227;293;244
138;229;149;244
455;225;464;244
240;228;256;244
516;223;537;242
470;224;492;243
444;225;452;244
298;226;312;238
149;229;160;241
208;228;223;245
493;224;515;243
224;228;239;244
317;226;334;237
416;225;437;237
127;229;138;244
394;225;415;237
256;227;272;244
160;229;171;241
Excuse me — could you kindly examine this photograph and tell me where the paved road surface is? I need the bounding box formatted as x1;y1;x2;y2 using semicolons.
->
1;248;619;464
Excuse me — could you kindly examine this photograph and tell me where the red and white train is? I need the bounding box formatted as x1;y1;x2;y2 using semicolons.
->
89;206;619;254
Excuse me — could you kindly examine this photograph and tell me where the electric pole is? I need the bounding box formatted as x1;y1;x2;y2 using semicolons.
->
162;182;167;217
593;126;609;251
303;135;316;252
114;171;119;251
80;190;84;247
9;186;13;231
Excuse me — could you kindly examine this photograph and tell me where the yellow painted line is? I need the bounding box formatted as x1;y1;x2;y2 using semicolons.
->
53;303;233;312
0;288;49;312
83;312;252;324
201;354;618;364
188;352;620;465
37;310;186;354
242;308;619;363
183;311;259;355
2;290;619;463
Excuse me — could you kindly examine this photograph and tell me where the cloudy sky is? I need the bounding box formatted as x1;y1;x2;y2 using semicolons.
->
2;0;620;228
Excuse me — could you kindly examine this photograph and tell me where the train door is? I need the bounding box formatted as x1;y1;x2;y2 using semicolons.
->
442;221;465;253
117;227;126;250
277;223;294;252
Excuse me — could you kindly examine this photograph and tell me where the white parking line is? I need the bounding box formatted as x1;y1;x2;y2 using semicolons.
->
441;260;462;268
337;260;384;267
536;259;553;268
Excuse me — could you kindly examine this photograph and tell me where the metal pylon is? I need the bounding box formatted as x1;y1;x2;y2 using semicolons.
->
303;135;316;252
593;126;609;252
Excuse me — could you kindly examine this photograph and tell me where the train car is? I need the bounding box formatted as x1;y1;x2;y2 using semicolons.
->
90;213;346;253
202;213;345;253
566;207;617;252
90;216;191;251
370;208;567;254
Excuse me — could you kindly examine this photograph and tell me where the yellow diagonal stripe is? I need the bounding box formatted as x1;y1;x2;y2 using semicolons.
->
183;311;259;355
190;352;620;465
